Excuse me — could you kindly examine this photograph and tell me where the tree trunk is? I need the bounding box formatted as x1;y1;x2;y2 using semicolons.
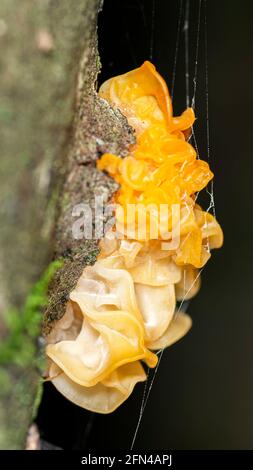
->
0;0;134;449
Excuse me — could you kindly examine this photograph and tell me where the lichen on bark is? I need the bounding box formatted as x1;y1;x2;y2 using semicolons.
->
43;38;135;334
0;0;134;450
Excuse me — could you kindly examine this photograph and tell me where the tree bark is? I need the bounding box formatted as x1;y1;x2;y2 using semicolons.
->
0;0;134;449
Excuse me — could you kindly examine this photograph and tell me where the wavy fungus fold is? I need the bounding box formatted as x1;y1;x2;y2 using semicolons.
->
46;62;223;413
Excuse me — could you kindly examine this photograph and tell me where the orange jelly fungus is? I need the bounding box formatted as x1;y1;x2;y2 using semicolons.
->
46;62;223;413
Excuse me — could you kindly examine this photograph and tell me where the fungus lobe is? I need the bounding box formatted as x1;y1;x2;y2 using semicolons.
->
46;62;223;413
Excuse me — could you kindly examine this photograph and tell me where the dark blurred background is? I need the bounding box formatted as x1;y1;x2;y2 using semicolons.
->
37;0;253;449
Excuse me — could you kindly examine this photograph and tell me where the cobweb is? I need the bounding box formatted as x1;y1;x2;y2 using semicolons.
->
82;0;215;449
130;0;216;449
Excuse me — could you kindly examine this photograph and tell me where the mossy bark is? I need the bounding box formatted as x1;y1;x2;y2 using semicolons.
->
0;0;134;449
43;45;135;334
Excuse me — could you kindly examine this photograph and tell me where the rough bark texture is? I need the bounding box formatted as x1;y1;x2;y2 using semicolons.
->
43;33;134;335
0;0;134;449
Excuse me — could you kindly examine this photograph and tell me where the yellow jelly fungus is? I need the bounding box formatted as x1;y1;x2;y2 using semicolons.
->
46;61;223;413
